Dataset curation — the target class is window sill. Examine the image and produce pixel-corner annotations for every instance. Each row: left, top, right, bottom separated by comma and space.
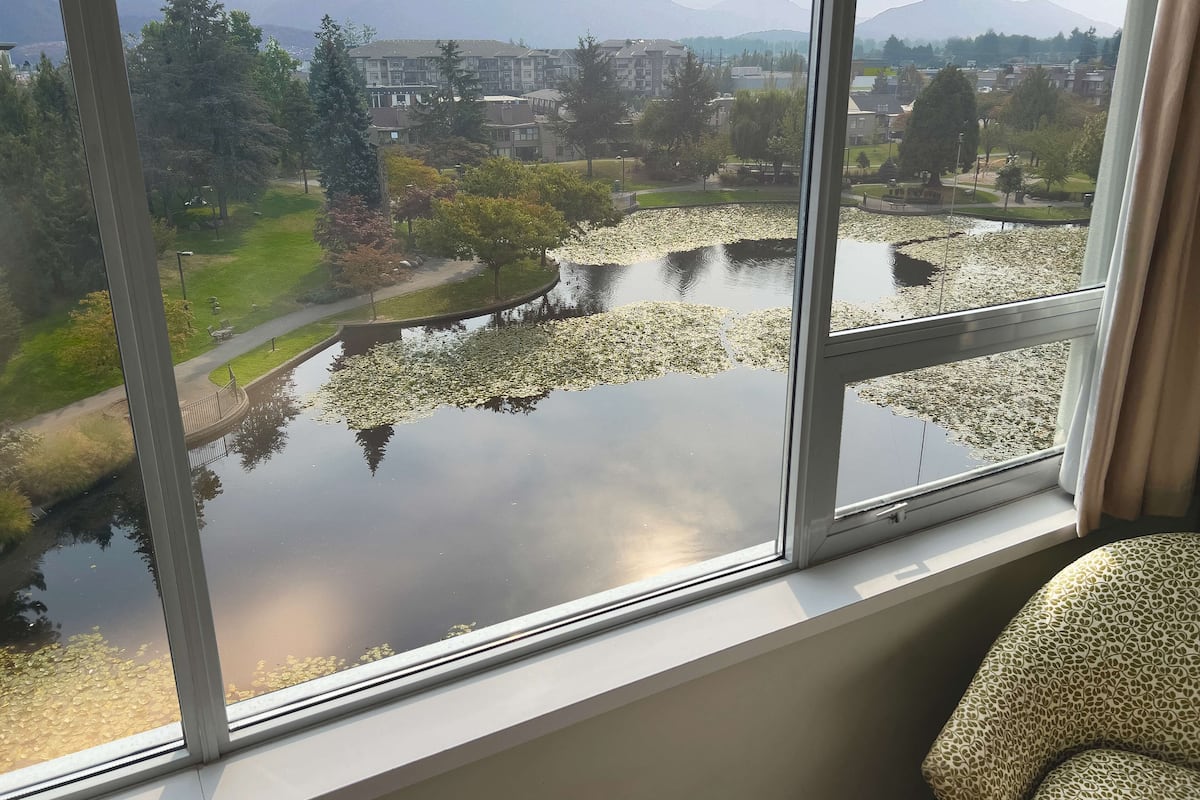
103, 491, 1077, 800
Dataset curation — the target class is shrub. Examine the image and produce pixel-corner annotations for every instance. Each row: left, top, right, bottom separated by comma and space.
149, 217, 177, 257
0, 486, 32, 546
297, 285, 358, 305
16, 416, 135, 505
718, 172, 741, 187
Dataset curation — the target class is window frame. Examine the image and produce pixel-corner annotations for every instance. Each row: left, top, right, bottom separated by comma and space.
6, 0, 1144, 795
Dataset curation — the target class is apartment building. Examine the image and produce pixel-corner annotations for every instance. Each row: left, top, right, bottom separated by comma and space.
599, 38, 686, 97
349, 40, 581, 108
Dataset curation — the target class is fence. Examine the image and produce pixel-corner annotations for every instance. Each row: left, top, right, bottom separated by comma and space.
179, 378, 244, 439
187, 434, 231, 470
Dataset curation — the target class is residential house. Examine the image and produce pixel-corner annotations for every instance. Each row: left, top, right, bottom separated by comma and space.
730, 65, 799, 91
845, 96, 878, 146
848, 92, 908, 144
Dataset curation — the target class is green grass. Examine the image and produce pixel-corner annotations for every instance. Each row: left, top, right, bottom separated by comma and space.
212, 259, 558, 387
557, 158, 678, 192
637, 188, 800, 208
209, 322, 339, 386
956, 205, 1092, 222
163, 186, 328, 359
0, 185, 328, 421
853, 183, 999, 204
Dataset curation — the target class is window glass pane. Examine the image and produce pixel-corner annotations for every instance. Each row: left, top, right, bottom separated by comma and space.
0, 16, 181, 789
836, 339, 1077, 510
115, 1, 808, 711
831, 6, 1127, 330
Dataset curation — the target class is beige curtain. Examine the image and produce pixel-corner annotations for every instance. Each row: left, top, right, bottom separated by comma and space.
1077, 0, 1200, 533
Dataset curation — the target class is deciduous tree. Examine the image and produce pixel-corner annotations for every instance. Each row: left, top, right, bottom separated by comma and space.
995, 162, 1024, 209
61, 291, 194, 378
1070, 111, 1107, 180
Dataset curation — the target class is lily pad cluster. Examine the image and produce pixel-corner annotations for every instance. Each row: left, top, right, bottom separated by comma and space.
854, 342, 1072, 462
312, 302, 734, 428
727, 307, 793, 372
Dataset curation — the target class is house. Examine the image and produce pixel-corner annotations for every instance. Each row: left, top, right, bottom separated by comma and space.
0, 43, 13, 70
845, 96, 879, 145
730, 65, 800, 91
14, 2, 1199, 799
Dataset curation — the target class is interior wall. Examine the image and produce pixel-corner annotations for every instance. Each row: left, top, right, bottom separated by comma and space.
372, 519, 1188, 800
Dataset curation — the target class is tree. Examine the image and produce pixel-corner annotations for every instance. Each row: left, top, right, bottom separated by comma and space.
897, 64, 925, 103
0, 281, 21, 372
420, 196, 567, 298
280, 79, 317, 192
60, 291, 193, 378
1029, 127, 1073, 193
128, 0, 283, 221
856, 150, 871, 174
336, 242, 400, 320
309, 16, 381, 207
1070, 111, 1107, 180
557, 35, 627, 178
898, 66, 978, 185
730, 88, 794, 166
314, 194, 395, 261
878, 157, 899, 182
995, 162, 1024, 209
679, 133, 729, 189
414, 40, 487, 146
660, 50, 716, 151
1006, 66, 1059, 131
256, 38, 314, 187
384, 153, 452, 240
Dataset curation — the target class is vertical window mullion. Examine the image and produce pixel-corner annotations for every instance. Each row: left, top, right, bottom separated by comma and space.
787, 0, 857, 567
59, 0, 231, 763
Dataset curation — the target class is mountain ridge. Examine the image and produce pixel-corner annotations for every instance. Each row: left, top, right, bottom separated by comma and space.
855, 0, 1118, 41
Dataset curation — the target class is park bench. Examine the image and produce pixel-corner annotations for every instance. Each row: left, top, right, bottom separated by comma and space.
208, 324, 234, 341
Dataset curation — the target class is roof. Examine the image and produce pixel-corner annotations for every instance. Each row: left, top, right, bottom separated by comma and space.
483, 95, 525, 103
369, 106, 417, 130
485, 103, 536, 126
846, 97, 874, 115
849, 93, 907, 115
350, 39, 534, 59
599, 39, 686, 58
523, 89, 564, 102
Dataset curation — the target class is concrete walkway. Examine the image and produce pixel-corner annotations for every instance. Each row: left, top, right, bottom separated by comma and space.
22, 257, 483, 437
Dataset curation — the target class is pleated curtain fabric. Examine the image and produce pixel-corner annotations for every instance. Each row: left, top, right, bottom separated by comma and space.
1072, 0, 1200, 534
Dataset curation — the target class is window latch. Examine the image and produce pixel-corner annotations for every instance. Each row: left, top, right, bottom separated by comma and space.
875, 502, 909, 523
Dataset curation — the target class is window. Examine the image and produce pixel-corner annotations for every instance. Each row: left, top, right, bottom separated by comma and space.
0, 0, 1140, 796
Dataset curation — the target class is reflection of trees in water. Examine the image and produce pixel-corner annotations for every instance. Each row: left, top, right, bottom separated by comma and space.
494, 293, 602, 327
722, 238, 795, 269
476, 389, 551, 416
354, 425, 394, 476
0, 569, 55, 649
191, 466, 223, 529
890, 249, 937, 289
661, 246, 712, 297
229, 376, 301, 471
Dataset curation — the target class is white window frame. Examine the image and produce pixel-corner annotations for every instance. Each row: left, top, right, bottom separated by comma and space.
3, 0, 1148, 796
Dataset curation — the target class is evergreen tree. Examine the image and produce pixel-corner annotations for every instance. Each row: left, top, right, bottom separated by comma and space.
557, 35, 627, 178
415, 40, 486, 144
1006, 65, 1059, 131
898, 66, 978, 185
309, 16, 381, 207
661, 50, 715, 150
128, 0, 283, 220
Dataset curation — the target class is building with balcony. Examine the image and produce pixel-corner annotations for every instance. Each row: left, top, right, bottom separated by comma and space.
599, 38, 686, 97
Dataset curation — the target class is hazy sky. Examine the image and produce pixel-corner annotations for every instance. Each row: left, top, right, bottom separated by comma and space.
675, 0, 1129, 29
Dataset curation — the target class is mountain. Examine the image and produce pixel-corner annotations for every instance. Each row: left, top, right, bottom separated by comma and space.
735, 29, 810, 43
3, 0, 814, 51
855, 0, 1118, 41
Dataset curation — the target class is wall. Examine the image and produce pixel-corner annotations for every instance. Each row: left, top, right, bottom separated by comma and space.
370, 519, 1187, 800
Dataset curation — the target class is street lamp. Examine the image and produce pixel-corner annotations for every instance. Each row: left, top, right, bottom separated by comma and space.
175, 250, 194, 300
616, 154, 624, 192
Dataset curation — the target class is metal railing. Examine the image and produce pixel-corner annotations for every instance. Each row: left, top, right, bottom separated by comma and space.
179, 377, 244, 437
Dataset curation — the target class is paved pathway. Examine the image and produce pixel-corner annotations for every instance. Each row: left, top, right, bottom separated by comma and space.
22, 257, 483, 437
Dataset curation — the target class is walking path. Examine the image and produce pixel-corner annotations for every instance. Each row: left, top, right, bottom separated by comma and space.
22, 257, 483, 437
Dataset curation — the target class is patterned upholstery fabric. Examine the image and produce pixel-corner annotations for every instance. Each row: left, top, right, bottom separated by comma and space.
1032, 749, 1200, 799
922, 533, 1200, 800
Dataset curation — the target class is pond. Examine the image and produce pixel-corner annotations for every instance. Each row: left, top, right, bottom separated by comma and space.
1, 209, 1079, 723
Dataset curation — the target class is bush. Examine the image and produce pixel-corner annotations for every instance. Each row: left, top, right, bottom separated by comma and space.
0, 486, 32, 546
16, 416, 135, 505
718, 172, 741, 187
150, 217, 177, 257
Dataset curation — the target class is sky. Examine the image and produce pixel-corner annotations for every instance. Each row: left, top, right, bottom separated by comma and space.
674, 0, 1129, 29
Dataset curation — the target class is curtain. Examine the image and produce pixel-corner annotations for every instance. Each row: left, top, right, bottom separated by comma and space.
1061, 0, 1200, 535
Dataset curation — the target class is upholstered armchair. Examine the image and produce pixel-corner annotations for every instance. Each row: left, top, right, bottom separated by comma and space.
923, 533, 1200, 800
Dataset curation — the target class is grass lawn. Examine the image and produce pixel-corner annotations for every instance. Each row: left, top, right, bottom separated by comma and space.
557, 158, 678, 192
637, 188, 800, 208
162, 186, 328, 359
214, 259, 558, 386
208, 322, 339, 387
956, 205, 1092, 222
0, 185, 328, 422
853, 183, 999, 204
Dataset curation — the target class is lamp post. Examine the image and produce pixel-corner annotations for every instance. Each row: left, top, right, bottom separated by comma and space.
616, 154, 624, 192
973, 155, 982, 196
175, 250, 194, 300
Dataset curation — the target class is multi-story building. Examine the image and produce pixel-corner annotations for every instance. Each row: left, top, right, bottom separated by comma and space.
599, 39, 686, 97
349, 40, 581, 109
0, 43, 13, 70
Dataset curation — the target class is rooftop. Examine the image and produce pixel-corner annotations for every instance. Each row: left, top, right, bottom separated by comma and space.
350, 39, 536, 59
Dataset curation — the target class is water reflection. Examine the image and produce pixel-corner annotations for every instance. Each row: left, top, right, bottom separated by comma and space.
229, 375, 301, 470
354, 425, 394, 476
